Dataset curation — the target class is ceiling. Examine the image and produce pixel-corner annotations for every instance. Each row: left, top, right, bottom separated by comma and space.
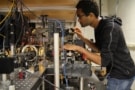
0, 0, 79, 22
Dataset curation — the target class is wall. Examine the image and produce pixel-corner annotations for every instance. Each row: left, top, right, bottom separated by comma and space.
108, 0, 135, 45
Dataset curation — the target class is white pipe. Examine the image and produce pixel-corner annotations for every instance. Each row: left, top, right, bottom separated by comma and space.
9, 85, 15, 90
54, 33, 60, 90
80, 77, 84, 90
10, 44, 14, 56
2, 74, 7, 81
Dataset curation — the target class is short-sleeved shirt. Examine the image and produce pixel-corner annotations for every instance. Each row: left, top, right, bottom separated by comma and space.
95, 18, 135, 79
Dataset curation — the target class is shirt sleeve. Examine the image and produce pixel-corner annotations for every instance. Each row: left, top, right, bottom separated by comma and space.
101, 23, 120, 67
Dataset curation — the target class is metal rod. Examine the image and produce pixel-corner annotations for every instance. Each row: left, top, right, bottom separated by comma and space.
80, 77, 84, 90
54, 33, 60, 90
99, 0, 102, 16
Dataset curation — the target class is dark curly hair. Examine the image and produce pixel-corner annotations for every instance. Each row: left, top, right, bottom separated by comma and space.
76, 0, 99, 18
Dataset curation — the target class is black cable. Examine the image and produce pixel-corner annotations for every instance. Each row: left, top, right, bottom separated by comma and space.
14, 0, 25, 47
20, 0, 40, 19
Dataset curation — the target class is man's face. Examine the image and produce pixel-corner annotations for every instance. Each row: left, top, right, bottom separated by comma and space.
76, 9, 91, 27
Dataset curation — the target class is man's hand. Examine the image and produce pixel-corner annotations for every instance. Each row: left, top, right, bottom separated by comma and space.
73, 28, 84, 39
63, 44, 79, 51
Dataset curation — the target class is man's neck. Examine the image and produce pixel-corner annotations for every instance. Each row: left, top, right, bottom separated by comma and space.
91, 17, 101, 29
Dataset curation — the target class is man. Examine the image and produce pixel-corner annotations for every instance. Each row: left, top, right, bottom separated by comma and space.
63, 0, 135, 90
